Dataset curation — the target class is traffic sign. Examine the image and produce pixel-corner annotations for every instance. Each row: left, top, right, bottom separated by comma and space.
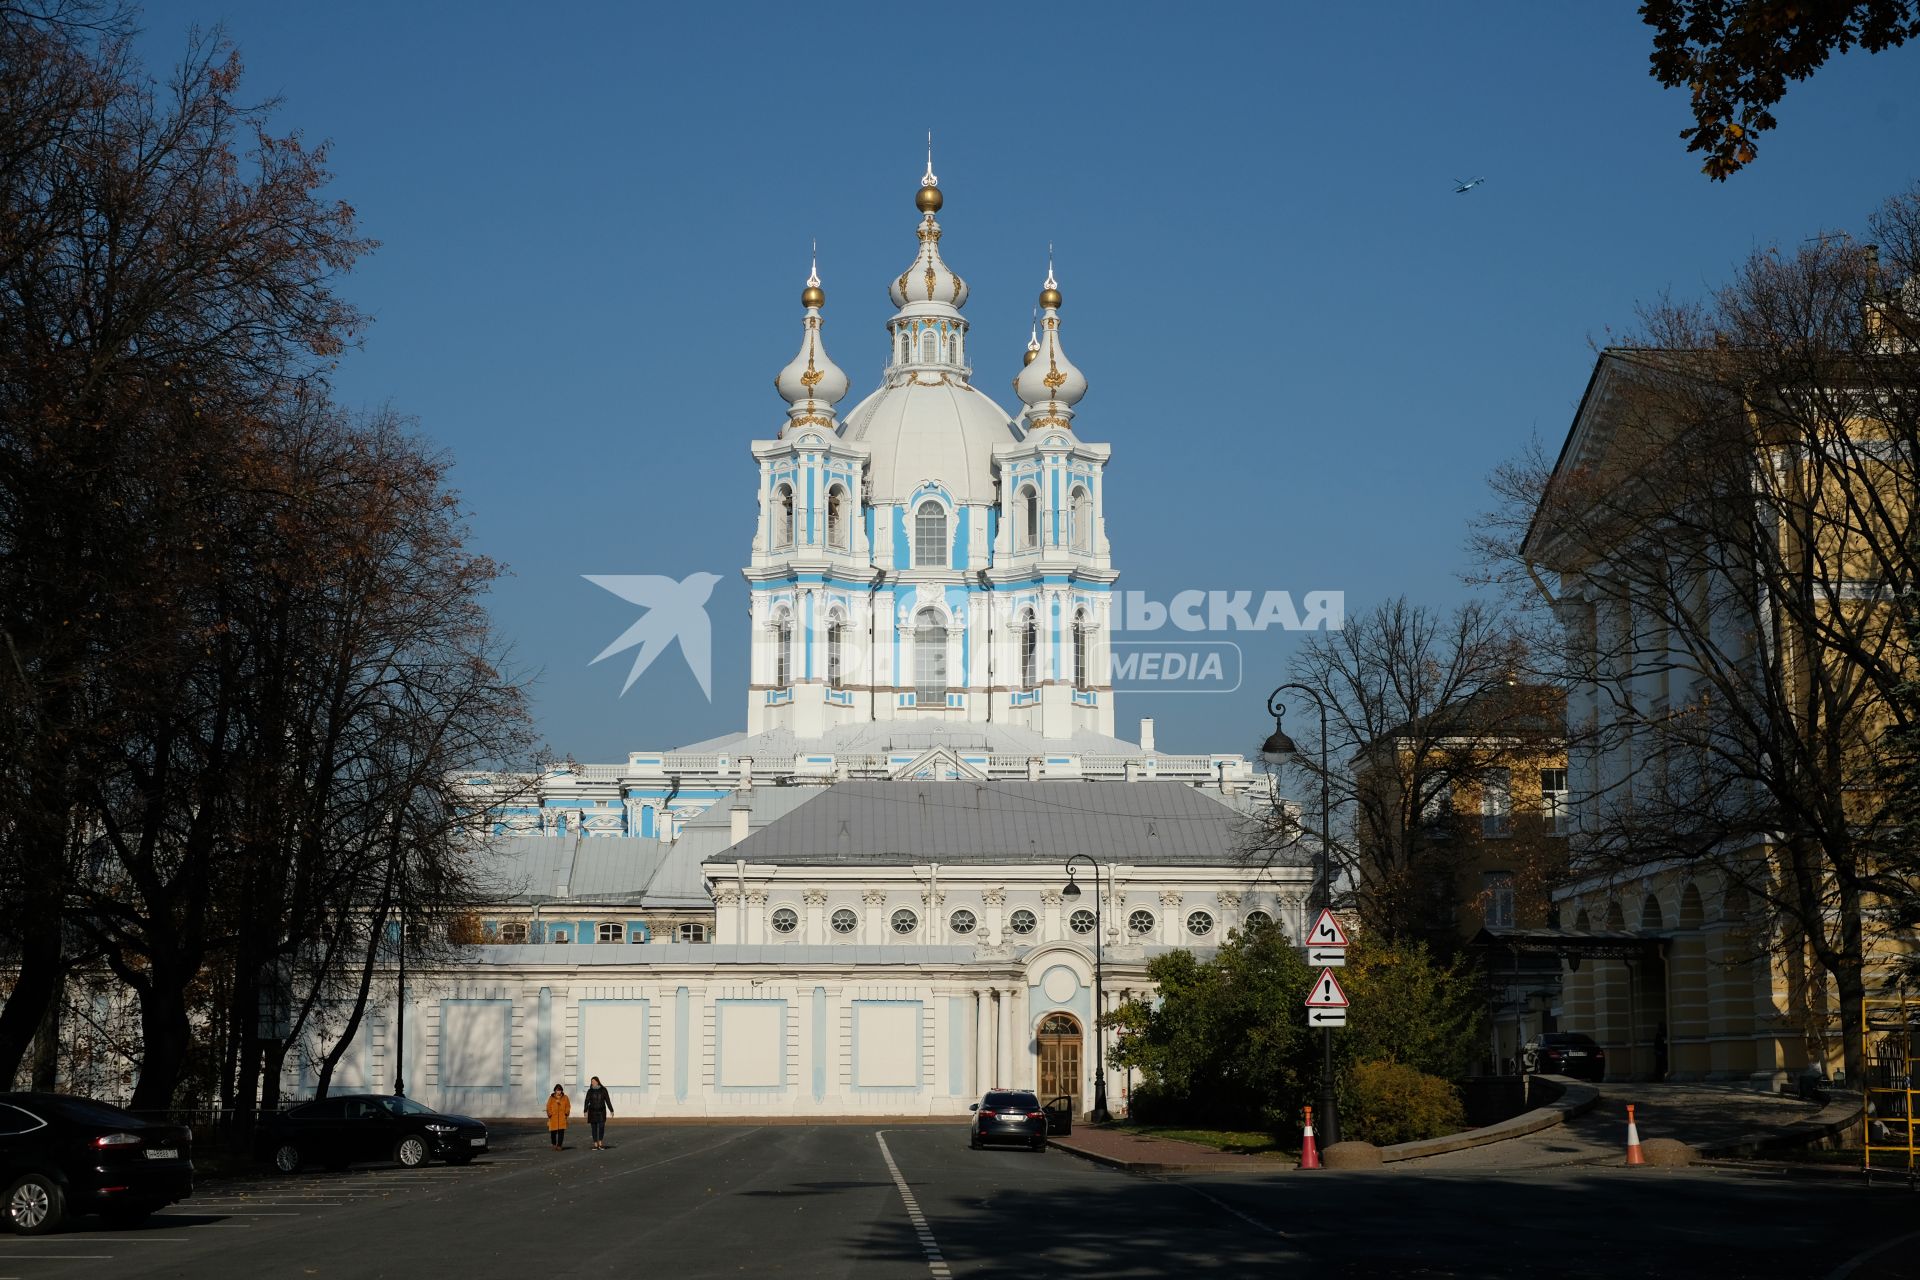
1305, 908, 1349, 948
1307, 1008, 1348, 1027
1305, 968, 1350, 1008
1306, 947, 1347, 967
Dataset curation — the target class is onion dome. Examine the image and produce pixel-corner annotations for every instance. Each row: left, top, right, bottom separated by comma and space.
774, 251, 849, 427
888, 151, 969, 311
1013, 258, 1086, 419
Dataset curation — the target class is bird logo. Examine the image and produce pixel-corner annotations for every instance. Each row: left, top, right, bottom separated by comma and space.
584, 572, 722, 700
1453, 176, 1487, 194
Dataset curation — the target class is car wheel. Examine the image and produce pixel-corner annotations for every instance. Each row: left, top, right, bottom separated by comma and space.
395, 1136, 429, 1168
271, 1143, 303, 1175
5, 1172, 64, 1235
968, 1135, 981, 1150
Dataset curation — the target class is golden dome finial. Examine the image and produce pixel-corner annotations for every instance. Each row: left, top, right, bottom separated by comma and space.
1037, 244, 1061, 309
916, 130, 943, 213
801, 240, 825, 308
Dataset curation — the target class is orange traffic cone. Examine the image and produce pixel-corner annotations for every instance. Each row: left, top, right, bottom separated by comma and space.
1625, 1103, 1645, 1166
1300, 1105, 1321, 1169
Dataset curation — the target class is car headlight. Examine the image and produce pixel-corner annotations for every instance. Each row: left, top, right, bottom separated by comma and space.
423, 1123, 458, 1134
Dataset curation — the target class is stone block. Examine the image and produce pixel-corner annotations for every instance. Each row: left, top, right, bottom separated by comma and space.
1637, 1138, 1693, 1167
1321, 1141, 1384, 1169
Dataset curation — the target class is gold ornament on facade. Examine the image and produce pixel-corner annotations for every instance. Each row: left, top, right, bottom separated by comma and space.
1039, 285, 1062, 308
916, 184, 942, 214
801, 282, 825, 308
1022, 347, 1037, 366
923, 265, 937, 299
1043, 358, 1067, 390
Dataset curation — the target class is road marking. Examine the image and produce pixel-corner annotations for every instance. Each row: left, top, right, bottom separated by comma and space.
0, 1256, 111, 1260
876, 1132, 954, 1280
1160, 1179, 1292, 1240
1825, 1227, 1920, 1280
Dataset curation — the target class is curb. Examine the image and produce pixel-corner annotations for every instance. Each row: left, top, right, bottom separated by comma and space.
1694, 1091, 1865, 1160
1044, 1135, 1294, 1176
1380, 1076, 1600, 1163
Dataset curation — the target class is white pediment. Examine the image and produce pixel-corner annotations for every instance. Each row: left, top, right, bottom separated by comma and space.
890, 746, 987, 782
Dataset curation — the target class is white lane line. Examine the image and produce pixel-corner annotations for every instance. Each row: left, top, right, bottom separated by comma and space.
876, 1131, 955, 1280
1825, 1227, 1920, 1280
1160, 1179, 1292, 1240
156, 1210, 301, 1217
0, 1256, 111, 1261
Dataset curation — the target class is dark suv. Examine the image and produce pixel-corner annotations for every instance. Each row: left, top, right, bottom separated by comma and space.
1526, 1033, 1607, 1081
968, 1090, 1048, 1152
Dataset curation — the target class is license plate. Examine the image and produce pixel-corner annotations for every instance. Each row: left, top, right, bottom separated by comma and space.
145, 1148, 178, 1160
1564, 1051, 1588, 1058
469, 1138, 486, 1147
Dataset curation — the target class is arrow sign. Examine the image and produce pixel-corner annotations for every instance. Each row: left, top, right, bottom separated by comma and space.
1308, 1008, 1348, 1027
1305, 968, 1350, 1008
1306, 908, 1349, 948
1307, 947, 1347, 967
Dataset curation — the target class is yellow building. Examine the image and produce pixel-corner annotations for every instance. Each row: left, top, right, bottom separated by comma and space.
1522, 333, 1918, 1088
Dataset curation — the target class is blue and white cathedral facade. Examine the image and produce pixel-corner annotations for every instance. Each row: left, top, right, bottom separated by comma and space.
747, 155, 1115, 742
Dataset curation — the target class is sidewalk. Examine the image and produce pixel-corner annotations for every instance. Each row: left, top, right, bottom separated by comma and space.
1047, 1127, 1295, 1175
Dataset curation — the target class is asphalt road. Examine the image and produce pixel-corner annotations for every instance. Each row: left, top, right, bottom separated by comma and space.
0, 1124, 1913, 1279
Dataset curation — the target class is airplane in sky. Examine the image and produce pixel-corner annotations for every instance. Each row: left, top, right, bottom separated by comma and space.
1453, 176, 1487, 194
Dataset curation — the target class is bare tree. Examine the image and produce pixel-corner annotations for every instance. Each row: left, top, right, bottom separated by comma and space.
1257, 597, 1559, 949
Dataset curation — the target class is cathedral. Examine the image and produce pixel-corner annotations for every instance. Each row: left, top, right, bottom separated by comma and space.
293, 161, 1313, 1119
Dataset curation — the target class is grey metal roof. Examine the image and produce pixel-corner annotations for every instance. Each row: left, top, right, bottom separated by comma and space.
649, 785, 827, 904
717, 780, 1291, 866
674, 721, 1145, 757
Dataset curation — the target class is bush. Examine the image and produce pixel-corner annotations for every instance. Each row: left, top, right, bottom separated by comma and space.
1342, 1059, 1466, 1146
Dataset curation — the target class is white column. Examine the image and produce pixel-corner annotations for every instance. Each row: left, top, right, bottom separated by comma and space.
1011, 983, 1030, 1090
803, 890, 826, 945
745, 891, 767, 942
996, 987, 1014, 1086
974, 988, 994, 1095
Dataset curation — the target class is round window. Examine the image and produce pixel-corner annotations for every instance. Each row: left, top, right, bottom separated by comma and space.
1186, 910, 1214, 937
1069, 909, 1097, 935
1008, 909, 1037, 936
771, 907, 798, 934
830, 908, 858, 934
890, 908, 918, 935
950, 909, 976, 935
1243, 909, 1273, 931
1126, 909, 1155, 936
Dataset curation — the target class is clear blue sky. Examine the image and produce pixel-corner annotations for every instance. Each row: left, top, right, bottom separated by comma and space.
133, 1, 1920, 762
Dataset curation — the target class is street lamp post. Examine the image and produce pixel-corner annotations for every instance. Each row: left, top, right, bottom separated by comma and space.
1062, 854, 1111, 1123
1262, 683, 1340, 1147
393, 911, 407, 1098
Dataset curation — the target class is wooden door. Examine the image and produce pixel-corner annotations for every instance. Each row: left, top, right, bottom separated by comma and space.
1036, 1013, 1082, 1114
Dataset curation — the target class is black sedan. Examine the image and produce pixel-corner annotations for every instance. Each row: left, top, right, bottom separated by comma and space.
968, 1090, 1049, 1152
256, 1094, 488, 1172
0, 1092, 193, 1234
1528, 1032, 1607, 1081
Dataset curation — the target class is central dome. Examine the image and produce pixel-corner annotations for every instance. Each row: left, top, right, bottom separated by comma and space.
840, 375, 1018, 503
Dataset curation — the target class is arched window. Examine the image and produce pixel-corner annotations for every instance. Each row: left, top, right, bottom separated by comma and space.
1073, 612, 1090, 691
1018, 485, 1039, 549
827, 619, 844, 689
898, 332, 910, 364
920, 330, 937, 363
773, 483, 794, 548
915, 608, 947, 707
1020, 613, 1039, 689
774, 617, 792, 688
1070, 486, 1090, 551
914, 501, 947, 567
827, 485, 848, 549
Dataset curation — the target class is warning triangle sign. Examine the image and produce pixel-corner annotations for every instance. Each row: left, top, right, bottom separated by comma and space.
1306, 908, 1349, 947
1305, 968, 1350, 1008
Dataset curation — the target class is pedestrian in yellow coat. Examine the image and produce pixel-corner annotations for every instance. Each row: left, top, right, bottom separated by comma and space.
546, 1084, 571, 1150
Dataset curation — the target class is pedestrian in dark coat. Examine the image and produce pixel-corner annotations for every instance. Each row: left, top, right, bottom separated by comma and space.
584, 1076, 614, 1150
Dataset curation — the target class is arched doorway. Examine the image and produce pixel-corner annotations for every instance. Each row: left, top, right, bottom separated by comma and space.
1036, 1012, 1083, 1115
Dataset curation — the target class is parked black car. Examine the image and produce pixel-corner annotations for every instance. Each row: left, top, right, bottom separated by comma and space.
1526, 1032, 1607, 1081
255, 1094, 488, 1172
968, 1090, 1048, 1152
0, 1092, 193, 1234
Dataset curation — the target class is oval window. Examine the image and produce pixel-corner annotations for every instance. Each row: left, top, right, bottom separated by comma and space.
771, 907, 799, 934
